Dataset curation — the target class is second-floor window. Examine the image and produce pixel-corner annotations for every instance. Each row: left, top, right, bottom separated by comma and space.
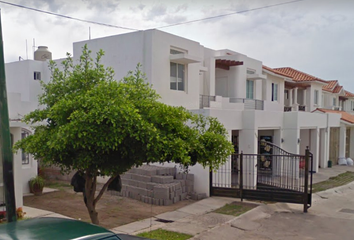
170, 48, 186, 91
272, 83, 278, 101
351, 101, 354, 111
333, 97, 336, 106
34, 71, 41, 80
246, 80, 254, 99
314, 90, 319, 105
170, 62, 185, 91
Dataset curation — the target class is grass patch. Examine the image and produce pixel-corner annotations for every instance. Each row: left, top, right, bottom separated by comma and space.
312, 171, 354, 193
45, 181, 71, 190
137, 229, 192, 240
213, 202, 256, 217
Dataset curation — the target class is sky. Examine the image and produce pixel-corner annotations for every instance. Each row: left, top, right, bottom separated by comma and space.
1, 0, 354, 91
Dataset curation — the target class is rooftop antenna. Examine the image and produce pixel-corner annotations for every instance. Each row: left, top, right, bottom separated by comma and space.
25, 39, 28, 60
32, 38, 35, 59
89, 27, 91, 40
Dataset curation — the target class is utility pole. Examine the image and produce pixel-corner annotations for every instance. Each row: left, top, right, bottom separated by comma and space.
0, 10, 17, 222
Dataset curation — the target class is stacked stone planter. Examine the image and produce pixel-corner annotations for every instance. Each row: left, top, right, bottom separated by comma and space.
117, 165, 195, 206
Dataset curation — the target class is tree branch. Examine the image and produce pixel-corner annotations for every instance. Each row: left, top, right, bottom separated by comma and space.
94, 174, 117, 205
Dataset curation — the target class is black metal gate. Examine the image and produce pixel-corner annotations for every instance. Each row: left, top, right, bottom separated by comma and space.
210, 141, 313, 212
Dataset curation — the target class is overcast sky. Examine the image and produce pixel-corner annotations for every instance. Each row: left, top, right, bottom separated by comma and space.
1, 0, 354, 91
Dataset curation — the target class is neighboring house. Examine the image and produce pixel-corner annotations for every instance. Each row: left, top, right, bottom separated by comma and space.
5, 47, 53, 207
5, 30, 352, 199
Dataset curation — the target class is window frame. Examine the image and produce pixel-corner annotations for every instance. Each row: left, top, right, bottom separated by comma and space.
21, 129, 31, 165
314, 90, 319, 105
271, 83, 278, 101
246, 80, 254, 99
170, 62, 185, 91
170, 48, 187, 92
34, 71, 41, 80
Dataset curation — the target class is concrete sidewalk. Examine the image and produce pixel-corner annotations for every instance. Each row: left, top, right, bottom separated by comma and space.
22, 164, 354, 238
110, 164, 354, 237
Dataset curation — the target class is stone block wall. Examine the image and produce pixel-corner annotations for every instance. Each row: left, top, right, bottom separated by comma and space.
115, 165, 200, 206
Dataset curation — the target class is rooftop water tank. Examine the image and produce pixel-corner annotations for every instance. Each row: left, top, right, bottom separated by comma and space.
34, 46, 52, 61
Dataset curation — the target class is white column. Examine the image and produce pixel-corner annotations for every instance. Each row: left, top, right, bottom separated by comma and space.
350, 127, 354, 159
289, 89, 293, 106
339, 125, 347, 160
239, 129, 257, 189
324, 126, 331, 168
319, 128, 327, 168
310, 128, 320, 173
294, 87, 298, 105
239, 111, 257, 189
10, 127, 23, 208
303, 89, 307, 109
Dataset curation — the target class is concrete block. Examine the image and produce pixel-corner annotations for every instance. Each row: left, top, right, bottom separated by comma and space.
163, 199, 173, 206
138, 182, 147, 189
121, 173, 132, 179
153, 186, 170, 200
130, 173, 151, 182
176, 189, 182, 196
176, 173, 183, 180
152, 176, 174, 184
147, 190, 153, 197
146, 182, 156, 190
187, 174, 194, 181
197, 193, 207, 200
181, 192, 187, 200
173, 196, 179, 204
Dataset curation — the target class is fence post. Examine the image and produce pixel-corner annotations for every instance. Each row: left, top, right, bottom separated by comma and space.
304, 147, 309, 213
240, 152, 243, 201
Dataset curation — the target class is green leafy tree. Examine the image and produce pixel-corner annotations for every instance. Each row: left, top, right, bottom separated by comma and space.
15, 45, 234, 224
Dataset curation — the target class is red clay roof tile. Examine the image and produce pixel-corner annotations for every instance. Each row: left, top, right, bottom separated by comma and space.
315, 108, 354, 124
274, 67, 327, 83
262, 65, 293, 78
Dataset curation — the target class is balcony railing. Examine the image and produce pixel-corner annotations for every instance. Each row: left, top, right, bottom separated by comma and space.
229, 98, 264, 110
284, 106, 292, 112
299, 105, 306, 111
284, 105, 306, 112
199, 95, 216, 108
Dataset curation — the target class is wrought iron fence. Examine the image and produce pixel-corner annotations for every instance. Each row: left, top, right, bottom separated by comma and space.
210, 140, 313, 212
284, 106, 292, 112
199, 95, 216, 108
229, 98, 264, 110
299, 105, 306, 111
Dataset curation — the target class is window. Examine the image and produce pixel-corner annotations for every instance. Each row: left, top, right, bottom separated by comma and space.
34, 71, 41, 80
246, 80, 254, 99
170, 48, 186, 91
247, 69, 256, 74
21, 130, 30, 165
314, 90, 319, 105
351, 101, 354, 111
333, 97, 336, 106
272, 83, 278, 101
170, 62, 185, 91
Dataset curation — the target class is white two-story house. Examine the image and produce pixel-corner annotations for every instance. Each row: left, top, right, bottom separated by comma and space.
6, 29, 352, 198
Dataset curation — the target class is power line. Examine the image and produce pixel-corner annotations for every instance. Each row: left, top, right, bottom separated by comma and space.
0, 0, 139, 31
156, 0, 306, 29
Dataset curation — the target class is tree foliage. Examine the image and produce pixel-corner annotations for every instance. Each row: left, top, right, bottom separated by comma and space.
15, 45, 234, 224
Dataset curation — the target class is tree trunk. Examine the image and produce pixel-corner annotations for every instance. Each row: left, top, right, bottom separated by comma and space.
85, 171, 99, 225
83, 171, 116, 225
86, 199, 99, 225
